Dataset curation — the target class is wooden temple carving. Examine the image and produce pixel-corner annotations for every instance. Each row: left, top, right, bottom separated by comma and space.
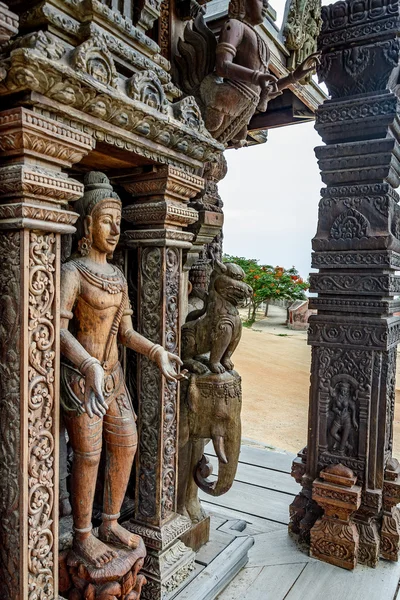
290, 0, 400, 570
0, 0, 368, 596
174, 0, 319, 147
178, 261, 252, 536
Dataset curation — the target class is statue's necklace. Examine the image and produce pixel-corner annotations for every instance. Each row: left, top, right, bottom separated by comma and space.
243, 21, 269, 72
71, 259, 125, 294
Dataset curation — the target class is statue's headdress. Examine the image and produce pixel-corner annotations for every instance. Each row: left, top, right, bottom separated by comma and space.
228, 0, 246, 20
74, 172, 122, 256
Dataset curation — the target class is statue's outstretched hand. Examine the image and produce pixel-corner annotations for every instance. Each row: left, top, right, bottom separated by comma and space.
83, 363, 108, 418
292, 52, 321, 81
155, 349, 188, 382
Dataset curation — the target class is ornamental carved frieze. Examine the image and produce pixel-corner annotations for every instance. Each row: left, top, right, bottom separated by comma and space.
0, 42, 222, 170
123, 515, 191, 552
124, 167, 204, 199
127, 70, 168, 114
308, 320, 400, 349
312, 250, 400, 269
71, 35, 119, 88
0, 164, 83, 205
0, 107, 94, 168
12, 30, 66, 61
309, 272, 400, 295
319, 0, 400, 48
0, 202, 78, 230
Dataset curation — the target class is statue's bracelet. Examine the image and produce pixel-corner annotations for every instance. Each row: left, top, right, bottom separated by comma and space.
251, 69, 262, 85
148, 344, 163, 362
79, 356, 102, 375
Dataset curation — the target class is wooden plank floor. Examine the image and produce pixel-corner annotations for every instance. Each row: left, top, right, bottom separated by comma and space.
198, 442, 400, 600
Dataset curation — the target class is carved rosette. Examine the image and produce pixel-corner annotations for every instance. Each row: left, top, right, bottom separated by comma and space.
290, 0, 400, 569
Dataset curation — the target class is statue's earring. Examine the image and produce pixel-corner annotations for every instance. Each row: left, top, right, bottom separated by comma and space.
78, 235, 92, 256
78, 216, 93, 256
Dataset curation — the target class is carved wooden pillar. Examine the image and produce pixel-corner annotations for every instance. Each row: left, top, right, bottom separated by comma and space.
121, 166, 203, 600
0, 107, 93, 599
289, 0, 400, 569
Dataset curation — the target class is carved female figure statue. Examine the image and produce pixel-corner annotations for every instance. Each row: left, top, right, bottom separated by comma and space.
60, 172, 183, 569
329, 380, 358, 455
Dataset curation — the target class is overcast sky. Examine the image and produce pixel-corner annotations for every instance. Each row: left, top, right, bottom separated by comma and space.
220, 1, 329, 279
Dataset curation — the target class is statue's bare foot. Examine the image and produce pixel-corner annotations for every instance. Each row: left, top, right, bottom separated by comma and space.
99, 521, 140, 549
73, 532, 117, 568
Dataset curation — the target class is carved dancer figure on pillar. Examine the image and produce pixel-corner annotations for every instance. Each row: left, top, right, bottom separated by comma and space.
329, 380, 358, 455
60, 172, 184, 570
175, 0, 319, 147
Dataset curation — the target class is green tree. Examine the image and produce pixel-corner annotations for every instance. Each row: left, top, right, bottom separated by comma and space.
223, 255, 309, 324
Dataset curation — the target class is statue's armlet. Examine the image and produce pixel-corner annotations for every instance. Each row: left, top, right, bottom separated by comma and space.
218, 19, 244, 48
60, 262, 80, 328
216, 19, 244, 70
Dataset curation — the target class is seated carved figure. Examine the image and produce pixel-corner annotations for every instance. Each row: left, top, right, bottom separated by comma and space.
181, 261, 252, 374
175, 0, 319, 147
60, 172, 183, 572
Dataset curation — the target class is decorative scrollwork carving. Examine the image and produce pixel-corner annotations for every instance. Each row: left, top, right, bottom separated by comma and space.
0, 231, 21, 598
27, 231, 56, 599
137, 247, 162, 520
162, 249, 180, 519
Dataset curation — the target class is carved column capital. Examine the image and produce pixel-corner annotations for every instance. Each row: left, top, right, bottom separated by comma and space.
122, 166, 203, 248
0, 108, 94, 168
122, 166, 204, 204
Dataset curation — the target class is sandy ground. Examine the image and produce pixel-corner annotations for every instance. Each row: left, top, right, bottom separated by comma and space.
236, 306, 400, 456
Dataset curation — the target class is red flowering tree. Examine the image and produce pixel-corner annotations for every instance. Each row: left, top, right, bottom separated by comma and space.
223, 255, 309, 323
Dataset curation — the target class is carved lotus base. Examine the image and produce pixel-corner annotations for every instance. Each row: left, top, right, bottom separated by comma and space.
59, 539, 146, 600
